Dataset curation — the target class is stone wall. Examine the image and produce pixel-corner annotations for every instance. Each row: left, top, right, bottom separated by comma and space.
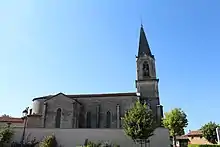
31, 93, 138, 129
77, 96, 137, 128
12, 127, 170, 147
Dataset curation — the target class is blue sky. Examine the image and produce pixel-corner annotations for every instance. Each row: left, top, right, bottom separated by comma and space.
1, 0, 220, 131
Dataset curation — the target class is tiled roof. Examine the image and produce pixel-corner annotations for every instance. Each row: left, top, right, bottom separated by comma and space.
186, 130, 202, 136
33, 92, 137, 101
0, 117, 23, 123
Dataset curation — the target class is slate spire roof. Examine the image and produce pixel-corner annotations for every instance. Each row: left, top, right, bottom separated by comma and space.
138, 25, 154, 58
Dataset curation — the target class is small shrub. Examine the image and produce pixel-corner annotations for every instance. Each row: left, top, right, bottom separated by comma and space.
39, 135, 57, 147
11, 142, 38, 147
188, 144, 220, 147
11, 137, 39, 147
83, 139, 120, 147
99, 141, 120, 147
86, 140, 101, 147
0, 127, 14, 146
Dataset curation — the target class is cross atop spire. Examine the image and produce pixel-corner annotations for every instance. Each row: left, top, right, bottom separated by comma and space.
138, 25, 154, 58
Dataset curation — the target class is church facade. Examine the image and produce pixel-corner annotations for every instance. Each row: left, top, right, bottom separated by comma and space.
26, 25, 164, 129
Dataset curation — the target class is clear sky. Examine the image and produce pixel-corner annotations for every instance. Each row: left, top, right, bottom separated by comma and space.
1, 0, 220, 131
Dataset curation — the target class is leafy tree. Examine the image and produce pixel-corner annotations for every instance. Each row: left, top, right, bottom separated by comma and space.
122, 100, 155, 144
162, 108, 188, 147
201, 121, 220, 144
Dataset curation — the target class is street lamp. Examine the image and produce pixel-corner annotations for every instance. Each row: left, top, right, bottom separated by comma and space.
20, 107, 28, 147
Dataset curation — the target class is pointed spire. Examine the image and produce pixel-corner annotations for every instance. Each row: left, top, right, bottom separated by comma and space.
138, 25, 153, 58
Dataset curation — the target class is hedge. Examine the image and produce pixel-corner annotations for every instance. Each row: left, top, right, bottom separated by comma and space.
188, 145, 220, 147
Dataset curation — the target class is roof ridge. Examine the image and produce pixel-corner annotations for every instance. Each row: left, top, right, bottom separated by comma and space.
33, 92, 137, 101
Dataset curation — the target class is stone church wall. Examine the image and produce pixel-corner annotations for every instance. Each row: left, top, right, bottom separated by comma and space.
32, 99, 44, 115
78, 96, 137, 128
11, 127, 170, 147
45, 94, 76, 128
30, 94, 138, 129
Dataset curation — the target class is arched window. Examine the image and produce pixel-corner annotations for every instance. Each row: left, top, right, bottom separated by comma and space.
106, 111, 111, 128
143, 61, 150, 77
86, 112, 91, 128
55, 108, 61, 128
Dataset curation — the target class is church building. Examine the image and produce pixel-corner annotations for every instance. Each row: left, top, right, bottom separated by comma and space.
26, 25, 164, 129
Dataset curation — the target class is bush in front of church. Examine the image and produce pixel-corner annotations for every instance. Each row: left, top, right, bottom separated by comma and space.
0, 126, 14, 146
39, 134, 57, 147
121, 100, 155, 143
82, 139, 120, 147
188, 145, 220, 147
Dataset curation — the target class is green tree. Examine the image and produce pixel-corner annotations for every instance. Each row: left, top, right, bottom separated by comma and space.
122, 100, 155, 145
201, 121, 220, 144
162, 108, 188, 147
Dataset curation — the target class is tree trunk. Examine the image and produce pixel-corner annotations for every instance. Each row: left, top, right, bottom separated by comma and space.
173, 136, 176, 147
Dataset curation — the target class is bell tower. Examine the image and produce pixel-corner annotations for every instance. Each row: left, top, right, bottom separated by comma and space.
136, 25, 163, 126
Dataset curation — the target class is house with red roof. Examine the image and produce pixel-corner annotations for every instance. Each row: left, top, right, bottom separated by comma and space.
0, 116, 24, 128
186, 130, 212, 145
174, 130, 213, 147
